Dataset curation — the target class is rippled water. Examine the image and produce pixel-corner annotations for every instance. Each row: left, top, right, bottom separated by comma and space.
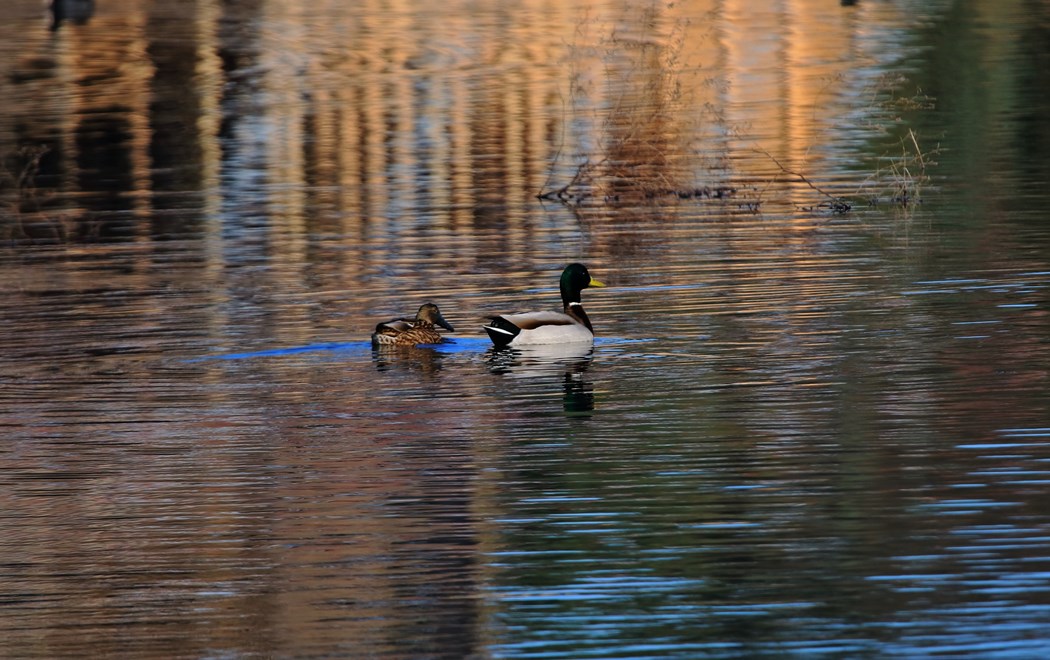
3, 0, 1050, 657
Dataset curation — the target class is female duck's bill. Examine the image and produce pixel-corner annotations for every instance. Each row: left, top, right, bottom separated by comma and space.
484, 263, 605, 348
372, 303, 455, 347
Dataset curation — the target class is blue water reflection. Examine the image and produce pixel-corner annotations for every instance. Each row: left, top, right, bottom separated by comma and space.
192, 341, 375, 361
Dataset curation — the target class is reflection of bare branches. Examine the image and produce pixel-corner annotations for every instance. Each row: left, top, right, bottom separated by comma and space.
538, 4, 733, 207
2, 145, 49, 208
2, 145, 68, 242
537, 158, 604, 204
741, 73, 938, 215
857, 78, 939, 208
865, 128, 939, 206
754, 148, 852, 213
753, 126, 938, 214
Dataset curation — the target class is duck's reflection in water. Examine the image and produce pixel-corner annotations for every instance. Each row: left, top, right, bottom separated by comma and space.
371, 345, 444, 375
487, 343, 596, 415
50, 0, 95, 30
561, 370, 595, 415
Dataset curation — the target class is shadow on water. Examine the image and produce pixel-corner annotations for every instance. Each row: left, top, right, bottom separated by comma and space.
487, 343, 597, 415
485, 342, 594, 377
191, 338, 651, 421
372, 344, 452, 375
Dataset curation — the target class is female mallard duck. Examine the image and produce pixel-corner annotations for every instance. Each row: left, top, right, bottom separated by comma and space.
372, 303, 455, 347
484, 263, 605, 348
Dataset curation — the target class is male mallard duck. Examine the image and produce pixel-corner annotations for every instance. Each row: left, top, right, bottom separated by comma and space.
372, 303, 455, 347
484, 263, 605, 348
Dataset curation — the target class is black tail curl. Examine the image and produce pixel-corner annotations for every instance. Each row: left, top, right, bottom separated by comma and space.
484, 316, 520, 348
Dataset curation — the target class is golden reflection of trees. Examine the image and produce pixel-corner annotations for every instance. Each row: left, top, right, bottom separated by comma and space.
541, 1, 726, 205
598, 15, 693, 201
2, 0, 932, 253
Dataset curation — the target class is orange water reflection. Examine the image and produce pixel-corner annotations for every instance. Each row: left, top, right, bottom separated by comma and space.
2, 0, 936, 240
3, 1, 1050, 657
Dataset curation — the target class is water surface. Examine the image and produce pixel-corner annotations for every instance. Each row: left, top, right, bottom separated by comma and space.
2, 0, 1050, 657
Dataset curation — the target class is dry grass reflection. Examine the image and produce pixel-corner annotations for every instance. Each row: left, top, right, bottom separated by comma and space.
538, 2, 731, 206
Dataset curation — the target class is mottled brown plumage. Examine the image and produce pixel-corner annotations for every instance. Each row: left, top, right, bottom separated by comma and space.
371, 303, 454, 347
